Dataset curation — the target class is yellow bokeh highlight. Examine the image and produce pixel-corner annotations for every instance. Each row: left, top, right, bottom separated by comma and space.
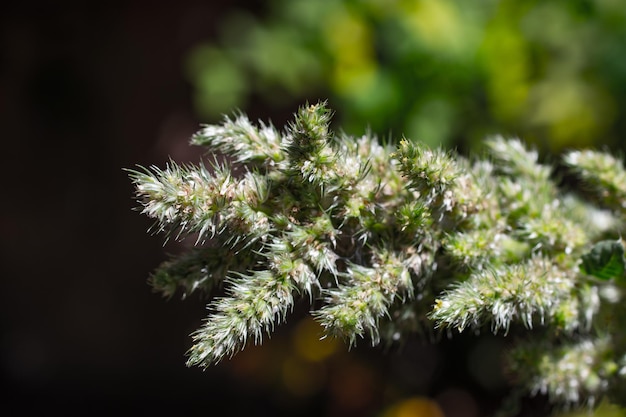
292, 317, 339, 362
323, 6, 377, 96
480, 18, 531, 123
399, 0, 465, 53
323, 6, 371, 66
382, 397, 445, 417
527, 78, 615, 149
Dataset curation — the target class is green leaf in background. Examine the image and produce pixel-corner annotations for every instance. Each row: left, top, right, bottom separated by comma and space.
186, 0, 626, 152
580, 239, 625, 281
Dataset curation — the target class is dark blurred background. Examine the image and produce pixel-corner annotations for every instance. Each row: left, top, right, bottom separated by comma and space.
2, 1, 626, 416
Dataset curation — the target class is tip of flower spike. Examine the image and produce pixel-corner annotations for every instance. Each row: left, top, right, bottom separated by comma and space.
285, 101, 334, 154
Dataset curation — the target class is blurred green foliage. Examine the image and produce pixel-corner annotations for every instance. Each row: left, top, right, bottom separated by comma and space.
555, 399, 626, 417
185, 0, 626, 151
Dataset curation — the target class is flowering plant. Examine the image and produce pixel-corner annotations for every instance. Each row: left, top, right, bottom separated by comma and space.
129, 102, 626, 412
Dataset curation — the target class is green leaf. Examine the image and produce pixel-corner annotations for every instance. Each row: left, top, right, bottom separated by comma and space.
580, 240, 625, 281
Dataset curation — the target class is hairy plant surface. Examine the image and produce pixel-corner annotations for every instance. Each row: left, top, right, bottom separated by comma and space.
129, 102, 626, 413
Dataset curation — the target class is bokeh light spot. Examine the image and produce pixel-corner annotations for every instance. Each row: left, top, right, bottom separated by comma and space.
293, 317, 340, 362
383, 396, 445, 417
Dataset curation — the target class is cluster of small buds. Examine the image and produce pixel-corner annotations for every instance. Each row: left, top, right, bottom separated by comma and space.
191, 114, 283, 165
188, 269, 297, 366
486, 136, 552, 182
510, 338, 617, 407
130, 101, 626, 411
149, 246, 255, 300
564, 149, 626, 214
431, 256, 578, 333
314, 249, 414, 346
